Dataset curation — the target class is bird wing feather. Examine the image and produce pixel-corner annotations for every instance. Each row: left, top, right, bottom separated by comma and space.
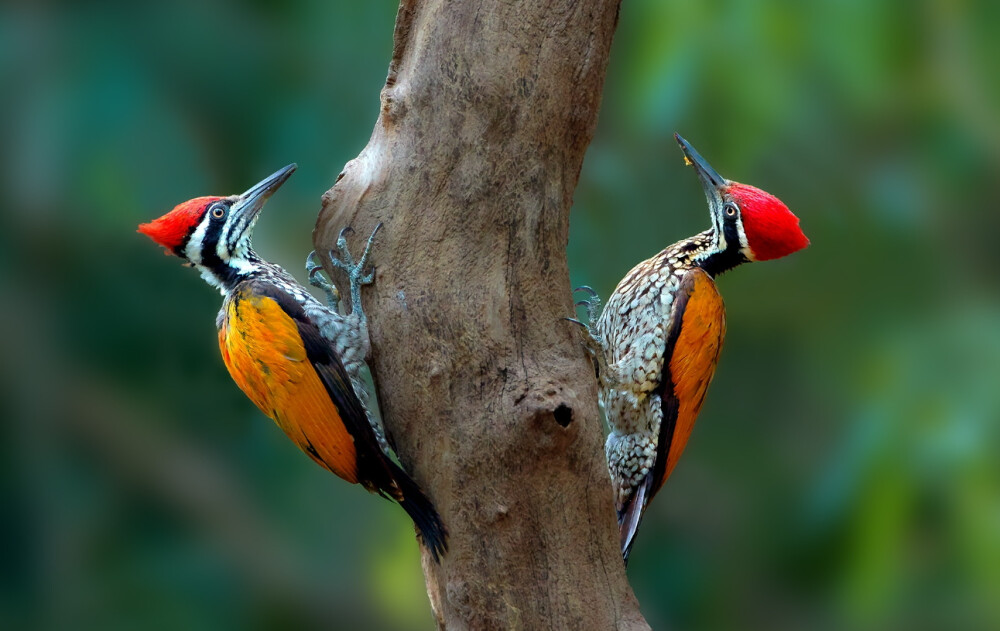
217, 282, 372, 485
651, 268, 726, 497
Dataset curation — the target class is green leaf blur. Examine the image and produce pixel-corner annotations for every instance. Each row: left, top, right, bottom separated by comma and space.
2, 1, 997, 629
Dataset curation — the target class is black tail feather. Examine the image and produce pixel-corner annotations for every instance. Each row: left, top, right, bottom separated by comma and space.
389, 462, 448, 562
618, 473, 655, 565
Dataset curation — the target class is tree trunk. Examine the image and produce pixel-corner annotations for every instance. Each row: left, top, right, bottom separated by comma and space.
314, 1, 649, 629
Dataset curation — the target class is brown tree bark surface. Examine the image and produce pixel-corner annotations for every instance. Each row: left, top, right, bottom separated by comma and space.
314, 1, 649, 629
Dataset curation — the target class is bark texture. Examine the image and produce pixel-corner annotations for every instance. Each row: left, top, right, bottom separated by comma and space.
314, 1, 649, 629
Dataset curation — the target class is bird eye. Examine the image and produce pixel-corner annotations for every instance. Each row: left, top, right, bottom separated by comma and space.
724, 203, 738, 217
211, 204, 226, 219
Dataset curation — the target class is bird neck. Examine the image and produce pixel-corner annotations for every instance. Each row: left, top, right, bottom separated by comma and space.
693, 226, 749, 278
196, 246, 265, 295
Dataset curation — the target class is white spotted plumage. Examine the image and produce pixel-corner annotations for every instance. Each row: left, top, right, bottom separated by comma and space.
595, 232, 713, 509
574, 134, 808, 562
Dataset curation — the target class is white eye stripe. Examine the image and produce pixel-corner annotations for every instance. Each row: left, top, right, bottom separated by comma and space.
715, 229, 727, 252
735, 219, 749, 250
185, 214, 211, 264
217, 232, 230, 261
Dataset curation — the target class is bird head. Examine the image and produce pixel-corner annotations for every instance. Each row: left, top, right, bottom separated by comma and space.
138, 164, 296, 290
674, 134, 808, 268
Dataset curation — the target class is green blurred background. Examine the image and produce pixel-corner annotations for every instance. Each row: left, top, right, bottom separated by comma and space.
2, 1, 998, 629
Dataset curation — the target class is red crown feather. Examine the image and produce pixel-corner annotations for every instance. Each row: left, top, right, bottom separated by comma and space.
727, 183, 808, 261
138, 196, 222, 255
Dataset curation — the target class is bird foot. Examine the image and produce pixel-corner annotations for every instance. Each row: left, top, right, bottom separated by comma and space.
574, 286, 602, 328
307, 223, 383, 318
306, 251, 342, 312
330, 223, 382, 318
567, 286, 618, 389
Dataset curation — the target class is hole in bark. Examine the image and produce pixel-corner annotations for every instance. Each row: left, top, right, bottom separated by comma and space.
554, 404, 573, 427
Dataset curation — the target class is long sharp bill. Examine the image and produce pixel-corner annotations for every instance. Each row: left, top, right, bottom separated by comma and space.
233, 163, 298, 221
674, 133, 727, 190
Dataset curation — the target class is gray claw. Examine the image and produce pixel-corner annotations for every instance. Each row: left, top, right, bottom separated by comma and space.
571, 285, 603, 329
305, 250, 342, 310
334, 226, 357, 268
356, 223, 382, 272
328, 223, 383, 320
565, 315, 612, 386
306, 251, 323, 279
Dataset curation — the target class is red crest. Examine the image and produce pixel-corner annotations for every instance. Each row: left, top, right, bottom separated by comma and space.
138, 196, 222, 254
728, 183, 808, 261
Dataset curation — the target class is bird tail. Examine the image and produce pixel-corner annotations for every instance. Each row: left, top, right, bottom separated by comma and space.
618, 473, 655, 565
389, 462, 448, 563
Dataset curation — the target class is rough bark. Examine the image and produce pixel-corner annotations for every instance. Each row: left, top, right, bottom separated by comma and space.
314, 1, 649, 629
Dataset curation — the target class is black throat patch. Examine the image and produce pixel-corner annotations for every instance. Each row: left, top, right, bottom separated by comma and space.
198, 215, 243, 289
698, 218, 748, 277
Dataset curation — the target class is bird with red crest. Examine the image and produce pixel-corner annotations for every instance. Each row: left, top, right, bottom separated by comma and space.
570, 134, 808, 562
138, 165, 447, 561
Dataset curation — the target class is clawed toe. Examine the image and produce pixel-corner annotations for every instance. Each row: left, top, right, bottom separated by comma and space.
306, 251, 324, 280
305, 250, 341, 310
566, 286, 617, 387
330, 223, 382, 283
357, 223, 382, 272
570, 285, 603, 329
323, 223, 383, 321
336, 226, 355, 262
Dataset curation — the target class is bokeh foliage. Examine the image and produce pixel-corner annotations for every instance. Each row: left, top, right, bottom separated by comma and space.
2, 1, 998, 629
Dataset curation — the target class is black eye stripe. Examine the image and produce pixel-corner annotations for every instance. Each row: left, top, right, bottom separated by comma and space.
201, 213, 225, 256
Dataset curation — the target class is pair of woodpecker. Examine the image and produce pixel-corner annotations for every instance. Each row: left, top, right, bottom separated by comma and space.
139, 134, 805, 566
138, 165, 447, 560
573, 134, 808, 561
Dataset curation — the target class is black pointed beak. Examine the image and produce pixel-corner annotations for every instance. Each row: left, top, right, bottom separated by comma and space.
674, 133, 727, 191
233, 163, 297, 222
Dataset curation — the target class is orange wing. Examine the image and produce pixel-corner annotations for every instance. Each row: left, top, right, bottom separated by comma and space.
653, 268, 726, 495
215, 282, 448, 560
218, 285, 359, 484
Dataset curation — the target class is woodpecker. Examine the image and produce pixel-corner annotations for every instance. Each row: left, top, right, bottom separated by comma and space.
574, 134, 808, 561
138, 165, 447, 560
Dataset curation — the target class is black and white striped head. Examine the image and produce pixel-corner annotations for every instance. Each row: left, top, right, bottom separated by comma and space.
674, 134, 808, 277
139, 164, 296, 292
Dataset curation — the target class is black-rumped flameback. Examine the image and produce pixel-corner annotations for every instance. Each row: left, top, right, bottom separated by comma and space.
138, 165, 446, 560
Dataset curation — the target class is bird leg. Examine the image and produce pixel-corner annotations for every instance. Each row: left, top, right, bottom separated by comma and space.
328, 223, 390, 457
306, 250, 342, 313
304, 223, 391, 457
566, 286, 619, 389
328, 223, 382, 326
